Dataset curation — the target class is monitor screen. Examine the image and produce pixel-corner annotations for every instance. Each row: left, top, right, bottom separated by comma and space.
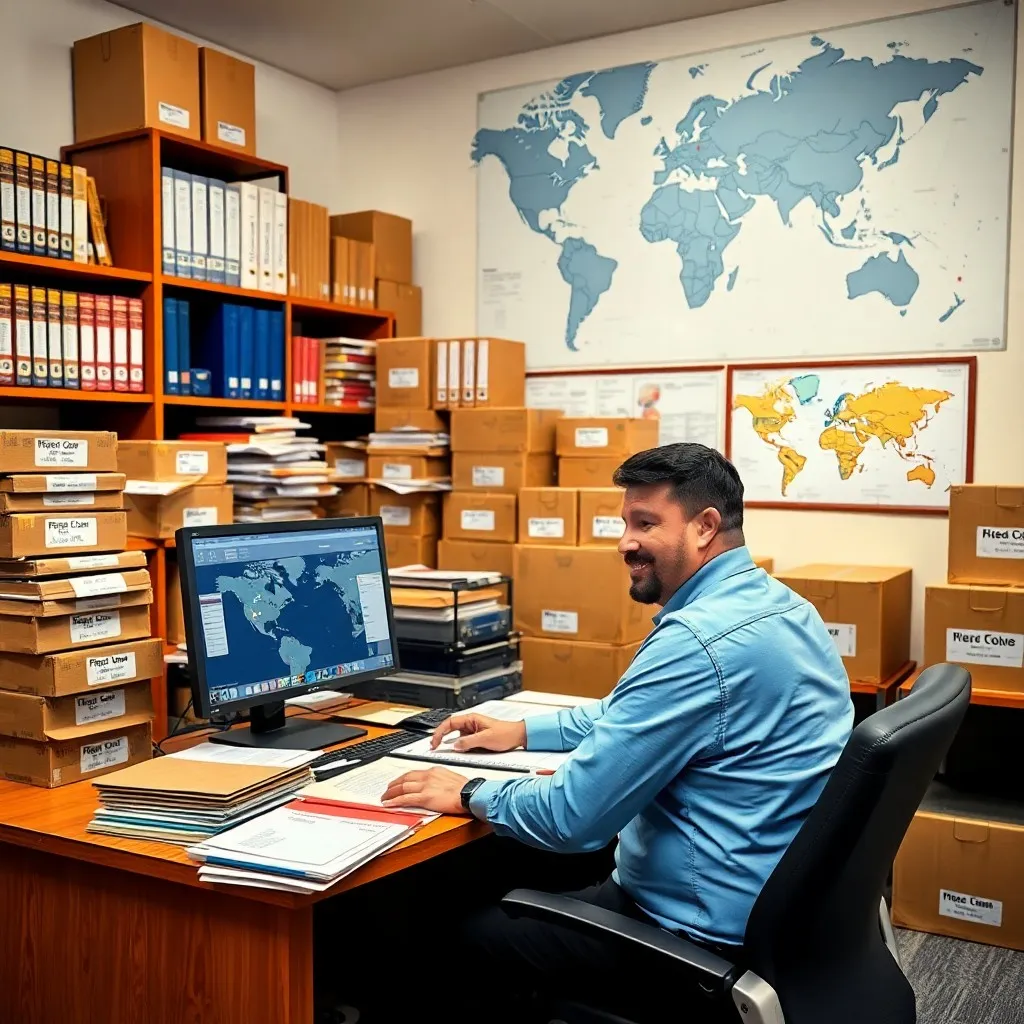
186, 522, 395, 711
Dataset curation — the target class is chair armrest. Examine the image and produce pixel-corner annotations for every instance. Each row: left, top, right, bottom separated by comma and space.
502, 889, 742, 997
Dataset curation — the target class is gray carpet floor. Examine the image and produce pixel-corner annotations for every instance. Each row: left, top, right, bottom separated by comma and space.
898, 929, 1024, 1023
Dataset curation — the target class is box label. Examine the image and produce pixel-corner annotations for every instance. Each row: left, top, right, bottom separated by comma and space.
158, 102, 190, 130
575, 427, 609, 449
87, 650, 137, 686
824, 622, 857, 657
542, 610, 579, 634
382, 463, 413, 481
183, 506, 218, 527
75, 688, 126, 726
79, 734, 129, 774
69, 572, 127, 599
939, 889, 1002, 927
45, 517, 97, 549
34, 437, 88, 467
976, 526, 1024, 560
592, 516, 625, 540
528, 517, 564, 539
334, 458, 365, 479
70, 610, 121, 644
42, 493, 94, 508
45, 473, 97, 491
946, 627, 1024, 669
217, 121, 246, 147
388, 367, 419, 389
176, 450, 209, 475
66, 554, 118, 570
461, 509, 495, 532
472, 466, 504, 487
74, 596, 123, 613
380, 505, 412, 527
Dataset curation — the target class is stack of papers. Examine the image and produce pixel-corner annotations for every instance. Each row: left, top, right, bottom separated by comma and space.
367, 427, 452, 494
391, 735, 569, 774
322, 338, 376, 411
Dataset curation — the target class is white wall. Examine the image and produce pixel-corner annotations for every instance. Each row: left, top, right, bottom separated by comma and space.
334, 0, 1024, 663
1, 0, 340, 207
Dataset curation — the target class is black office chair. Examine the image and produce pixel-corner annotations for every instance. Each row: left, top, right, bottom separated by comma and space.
503, 662, 971, 1024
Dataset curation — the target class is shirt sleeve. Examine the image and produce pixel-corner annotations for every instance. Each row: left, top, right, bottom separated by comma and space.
522, 698, 610, 752
469, 623, 724, 853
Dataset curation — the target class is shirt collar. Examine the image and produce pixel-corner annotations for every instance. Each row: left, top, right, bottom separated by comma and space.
653, 546, 757, 624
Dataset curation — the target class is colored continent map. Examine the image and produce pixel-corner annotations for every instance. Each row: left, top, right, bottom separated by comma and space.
475, 2, 1012, 370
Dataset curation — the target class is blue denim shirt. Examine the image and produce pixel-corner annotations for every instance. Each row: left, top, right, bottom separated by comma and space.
470, 546, 854, 946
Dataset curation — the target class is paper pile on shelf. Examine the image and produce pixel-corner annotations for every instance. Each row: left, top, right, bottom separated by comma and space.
367, 427, 451, 493
323, 337, 376, 411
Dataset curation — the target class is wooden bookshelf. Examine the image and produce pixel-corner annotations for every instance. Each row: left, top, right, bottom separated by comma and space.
0, 385, 154, 403
163, 394, 287, 411
0, 250, 152, 284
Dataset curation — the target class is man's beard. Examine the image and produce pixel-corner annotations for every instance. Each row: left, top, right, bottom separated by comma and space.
625, 552, 663, 605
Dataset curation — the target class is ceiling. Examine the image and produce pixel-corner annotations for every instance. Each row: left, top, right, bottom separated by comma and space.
118, 0, 775, 91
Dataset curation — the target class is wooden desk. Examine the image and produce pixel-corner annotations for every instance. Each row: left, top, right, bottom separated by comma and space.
0, 723, 487, 1024
849, 660, 917, 711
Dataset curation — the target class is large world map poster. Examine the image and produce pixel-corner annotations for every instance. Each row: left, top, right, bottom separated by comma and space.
475, 2, 1013, 371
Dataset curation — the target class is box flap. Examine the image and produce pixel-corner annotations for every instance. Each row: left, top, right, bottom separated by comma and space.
124, 478, 202, 497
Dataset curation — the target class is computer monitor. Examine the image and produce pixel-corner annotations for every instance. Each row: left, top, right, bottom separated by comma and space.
176, 517, 399, 750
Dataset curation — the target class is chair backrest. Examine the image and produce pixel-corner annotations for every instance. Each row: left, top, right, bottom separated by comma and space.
743, 663, 971, 1024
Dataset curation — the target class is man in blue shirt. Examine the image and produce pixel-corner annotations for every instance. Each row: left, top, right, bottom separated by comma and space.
382, 444, 853, 1019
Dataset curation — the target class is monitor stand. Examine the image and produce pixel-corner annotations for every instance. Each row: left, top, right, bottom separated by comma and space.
209, 701, 367, 751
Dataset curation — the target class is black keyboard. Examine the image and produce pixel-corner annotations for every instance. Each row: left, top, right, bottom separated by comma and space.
401, 708, 453, 732
309, 730, 421, 780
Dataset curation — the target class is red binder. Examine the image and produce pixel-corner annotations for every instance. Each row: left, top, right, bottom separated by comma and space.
111, 296, 129, 393
78, 293, 96, 391
94, 294, 112, 392
128, 298, 144, 393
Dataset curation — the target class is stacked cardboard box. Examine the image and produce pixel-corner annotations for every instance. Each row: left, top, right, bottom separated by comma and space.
557, 418, 660, 487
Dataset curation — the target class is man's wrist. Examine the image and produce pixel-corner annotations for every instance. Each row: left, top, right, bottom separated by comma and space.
460, 777, 487, 813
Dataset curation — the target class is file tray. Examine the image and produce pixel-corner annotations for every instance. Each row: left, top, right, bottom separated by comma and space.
353, 664, 523, 711
395, 636, 520, 678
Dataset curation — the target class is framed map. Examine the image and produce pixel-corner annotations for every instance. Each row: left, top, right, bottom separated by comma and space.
726, 358, 975, 513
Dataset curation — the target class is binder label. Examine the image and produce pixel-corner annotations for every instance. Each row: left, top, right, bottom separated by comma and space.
575, 427, 609, 449
43, 493, 94, 508
388, 367, 419, 389
382, 463, 413, 481
34, 437, 88, 467
976, 526, 1024, 560
183, 506, 219, 527
528, 517, 564, 539
592, 516, 625, 540
218, 121, 246, 147
472, 466, 504, 487
939, 889, 1002, 928
380, 506, 412, 527
158, 102, 191, 129
44, 473, 97, 491
176, 450, 209, 476
69, 572, 128, 599
946, 628, 1023, 669
45, 517, 97, 549
66, 555, 119, 570
75, 688, 126, 726
541, 610, 578, 634
79, 734, 129, 774
823, 622, 857, 658
334, 458, 365, 479
461, 510, 495, 532
70, 611, 121, 644
87, 651, 137, 686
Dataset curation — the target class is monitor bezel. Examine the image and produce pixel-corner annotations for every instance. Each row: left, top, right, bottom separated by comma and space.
176, 515, 400, 721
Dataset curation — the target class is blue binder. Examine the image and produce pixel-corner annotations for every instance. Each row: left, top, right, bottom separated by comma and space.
268, 309, 285, 402
237, 304, 254, 400
177, 298, 191, 392
162, 296, 180, 394
205, 304, 241, 398
254, 308, 270, 401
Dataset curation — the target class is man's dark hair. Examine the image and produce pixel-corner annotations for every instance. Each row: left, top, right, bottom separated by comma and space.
612, 443, 745, 532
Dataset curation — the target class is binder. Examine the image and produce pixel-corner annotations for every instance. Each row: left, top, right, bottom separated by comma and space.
72, 166, 88, 264
191, 175, 209, 282
128, 298, 144, 393
273, 191, 287, 295
269, 309, 284, 401
61, 291, 79, 389
78, 293, 97, 392
0, 149, 15, 252
288, 198, 301, 296
254, 307, 270, 400
237, 303, 254, 398
225, 183, 241, 287
94, 294, 113, 391
46, 288, 63, 387
30, 155, 46, 256
30, 287, 47, 386
207, 178, 226, 285
435, 340, 448, 407
160, 167, 176, 276
86, 176, 112, 266
309, 337, 320, 405
447, 339, 461, 410
462, 339, 476, 406
234, 182, 259, 290
45, 160, 60, 259
292, 336, 303, 404
111, 296, 129, 392
59, 164, 73, 260
162, 297, 179, 394
14, 285, 31, 386
205, 304, 240, 399
0, 284, 12, 385
177, 299, 191, 392
173, 170, 192, 278
14, 153, 31, 253
257, 187, 275, 292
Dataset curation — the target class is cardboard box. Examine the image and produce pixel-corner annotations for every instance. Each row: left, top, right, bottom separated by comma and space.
0, 603, 152, 655
0, 512, 127, 559
774, 564, 912, 684
0, 490, 124, 514
578, 489, 625, 546
386, 534, 437, 569
473, 338, 526, 407
0, 719, 152, 788
0, 551, 146, 579
754, 556, 775, 573
451, 408, 561, 454
374, 406, 448, 434
518, 488, 578, 546
444, 492, 517, 544
167, 567, 186, 646
371, 489, 440, 537
199, 47, 256, 154
0, 473, 125, 512
377, 280, 422, 337
367, 454, 449, 483
520, 637, 642, 700
324, 443, 366, 482
452, 453, 556, 494
0, 567, 151, 618
331, 211, 412, 285
376, 338, 434, 409
513, 546, 652, 645
437, 539, 515, 578
72, 23, 200, 142
125, 484, 233, 540
0, 638, 165, 696
556, 418, 660, 458
117, 441, 228, 484
0, 680, 154, 741
948, 485, 1024, 587
0, 429, 118, 473
323, 483, 370, 519
924, 584, 1024, 693
558, 456, 623, 489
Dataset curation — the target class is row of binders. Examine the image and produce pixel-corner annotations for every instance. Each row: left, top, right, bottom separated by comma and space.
0, 284, 142, 390
161, 167, 286, 293
291, 336, 376, 409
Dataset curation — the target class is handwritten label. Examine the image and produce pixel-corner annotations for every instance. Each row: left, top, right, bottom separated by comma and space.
70, 611, 121, 644
183, 507, 218, 527
217, 121, 246, 147
461, 509, 495, 532
541, 610, 578, 634
75, 688, 126, 726
334, 458, 365, 479
472, 466, 504, 487
946, 628, 1023, 669
74, 596, 123, 613
66, 555, 119, 570
528, 517, 564, 539
382, 463, 413, 480
388, 367, 419, 389
44, 473, 97, 491
45, 517, 97, 549
939, 889, 1002, 927
976, 526, 1024, 560
87, 650, 137, 686
158, 102, 190, 129
380, 506, 412, 527
42, 493, 94, 507
575, 427, 609, 449
592, 516, 625, 539
79, 734, 129, 774
824, 622, 857, 657
176, 450, 209, 476
34, 437, 87, 467
67, 573, 127, 599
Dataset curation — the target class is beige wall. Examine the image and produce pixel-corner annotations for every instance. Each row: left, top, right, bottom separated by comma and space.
334, 0, 1024, 662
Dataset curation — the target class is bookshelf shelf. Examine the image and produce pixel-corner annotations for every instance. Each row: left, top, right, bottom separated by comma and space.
163, 394, 287, 410
289, 295, 393, 323
297, 404, 374, 415
161, 276, 286, 304
0, 386, 154, 403
0, 251, 152, 285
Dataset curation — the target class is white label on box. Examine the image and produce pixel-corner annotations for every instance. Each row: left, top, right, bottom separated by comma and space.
334, 458, 365, 479
45, 517, 97, 549
976, 526, 1024, 560
380, 506, 412, 527
946, 627, 1024, 669
461, 509, 495, 532
34, 437, 88, 467
42, 493, 94, 507
74, 596, 122, 613
824, 622, 857, 657
158, 102, 190, 129
592, 516, 625, 539
575, 427, 609, 449
44, 473, 97, 492
183, 506, 218, 527
70, 611, 121, 644
69, 572, 127, 599
528, 517, 564, 539
87, 650, 137, 686
176, 450, 209, 476
388, 367, 419, 389
80, 734, 129, 775
217, 121, 246, 147
66, 554, 119, 570
74, 688, 126, 726
382, 463, 413, 481
542, 610, 579, 634
939, 889, 1003, 927
472, 466, 504, 487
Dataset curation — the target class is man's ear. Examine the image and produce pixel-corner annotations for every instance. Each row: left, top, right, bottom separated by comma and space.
694, 507, 722, 550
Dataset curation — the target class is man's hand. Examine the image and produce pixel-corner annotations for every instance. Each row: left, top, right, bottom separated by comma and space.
430, 712, 526, 752
381, 767, 470, 815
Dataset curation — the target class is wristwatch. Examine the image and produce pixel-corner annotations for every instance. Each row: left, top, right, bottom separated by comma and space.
460, 777, 487, 814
